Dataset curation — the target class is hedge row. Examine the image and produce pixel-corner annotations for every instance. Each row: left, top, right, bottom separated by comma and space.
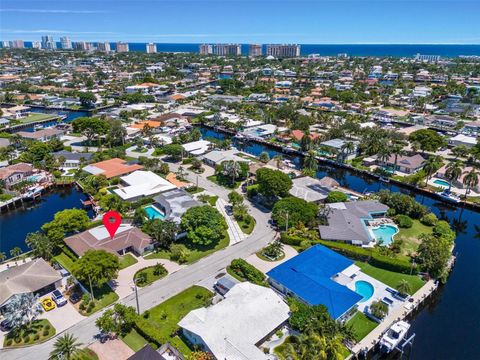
229, 259, 266, 285
133, 318, 163, 347
280, 234, 416, 274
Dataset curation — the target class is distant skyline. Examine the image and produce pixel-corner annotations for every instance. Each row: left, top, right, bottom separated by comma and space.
1, 0, 479, 44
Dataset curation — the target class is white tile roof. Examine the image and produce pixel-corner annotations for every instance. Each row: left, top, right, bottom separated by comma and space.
113, 170, 176, 200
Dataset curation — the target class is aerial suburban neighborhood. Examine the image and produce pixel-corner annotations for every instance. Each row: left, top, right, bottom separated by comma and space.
0, 3, 479, 360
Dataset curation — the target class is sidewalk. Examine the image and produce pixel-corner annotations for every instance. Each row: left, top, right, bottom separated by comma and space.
216, 197, 247, 245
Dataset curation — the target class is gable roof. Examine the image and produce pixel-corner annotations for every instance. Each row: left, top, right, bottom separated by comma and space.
0, 258, 62, 306
0, 162, 33, 180
267, 244, 362, 319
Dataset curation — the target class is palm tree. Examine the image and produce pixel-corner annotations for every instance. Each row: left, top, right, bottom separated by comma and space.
49, 333, 83, 360
397, 279, 412, 297
4, 293, 43, 330
391, 143, 406, 173
10, 247, 22, 262
273, 155, 283, 169
340, 141, 355, 163
303, 150, 318, 171
377, 146, 392, 168
445, 161, 463, 191
463, 168, 479, 197
0, 251, 6, 263
423, 155, 443, 185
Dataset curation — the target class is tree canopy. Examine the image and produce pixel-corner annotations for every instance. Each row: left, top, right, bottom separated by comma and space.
41, 208, 90, 243
408, 129, 446, 153
256, 168, 292, 198
181, 205, 227, 245
72, 250, 119, 289
272, 197, 319, 229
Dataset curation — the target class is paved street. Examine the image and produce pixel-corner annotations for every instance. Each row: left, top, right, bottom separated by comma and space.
0, 166, 275, 360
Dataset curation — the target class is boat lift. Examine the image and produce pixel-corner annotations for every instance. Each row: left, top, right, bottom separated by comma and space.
394, 333, 416, 359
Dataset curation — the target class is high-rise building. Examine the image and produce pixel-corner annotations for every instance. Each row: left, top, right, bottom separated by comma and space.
41, 35, 56, 50
414, 53, 441, 62
249, 44, 262, 57
199, 44, 213, 55
213, 44, 241, 56
266, 44, 300, 58
31, 41, 41, 49
60, 36, 72, 49
116, 42, 129, 53
74, 41, 94, 51
97, 42, 111, 53
146, 43, 157, 54
1, 41, 10, 48
11, 40, 25, 49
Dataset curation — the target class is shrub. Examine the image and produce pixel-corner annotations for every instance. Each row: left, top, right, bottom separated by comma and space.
325, 191, 348, 203
23, 335, 31, 343
433, 220, 455, 243
379, 190, 428, 219
42, 329, 49, 337
134, 318, 164, 346
143, 310, 150, 319
394, 214, 413, 228
5, 339, 13, 346
229, 259, 265, 285
420, 213, 438, 226
14, 337, 21, 344
33, 334, 40, 341
153, 263, 167, 276
370, 300, 388, 319
246, 184, 259, 197
170, 244, 190, 263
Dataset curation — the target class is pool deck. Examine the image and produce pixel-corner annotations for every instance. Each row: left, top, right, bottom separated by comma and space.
347, 279, 438, 358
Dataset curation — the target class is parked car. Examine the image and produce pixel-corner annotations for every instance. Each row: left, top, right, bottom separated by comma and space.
0, 319, 12, 332
41, 297, 56, 312
51, 290, 67, 307
69, 292, 81, 304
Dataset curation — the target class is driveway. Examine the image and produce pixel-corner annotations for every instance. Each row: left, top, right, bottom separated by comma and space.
39, 300, 86, 335
110, 255, 185, 299
246, 244, 298, 273
88, 339, 134, 360
216, 197, 247, 245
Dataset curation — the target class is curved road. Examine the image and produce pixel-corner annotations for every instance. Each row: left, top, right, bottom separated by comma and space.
1, 169, 275, 360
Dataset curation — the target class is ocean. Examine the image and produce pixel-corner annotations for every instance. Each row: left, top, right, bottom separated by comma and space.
20, 42, 480, 57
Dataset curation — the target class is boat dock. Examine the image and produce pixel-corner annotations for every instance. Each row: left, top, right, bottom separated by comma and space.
347, 279, 439, 359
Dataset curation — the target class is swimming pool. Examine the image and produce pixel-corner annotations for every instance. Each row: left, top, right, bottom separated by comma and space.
27, 174, 42, 182
433, 179, 450, 188
355, 280, 374, 302
371, 224, 398, 245
144, 205, 166, 220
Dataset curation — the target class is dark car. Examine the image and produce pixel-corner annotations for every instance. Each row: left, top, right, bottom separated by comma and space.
69, 292, 81, 304
0, 319, 12, 332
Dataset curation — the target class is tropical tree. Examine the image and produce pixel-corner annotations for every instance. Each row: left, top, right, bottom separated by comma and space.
25, 231, 56, 260
259, 151, 270, 163
463, 168, 479, 197
391, 143, 406, 172
3, 293, 43, 330
397, 279, 412, 297
142, 219, 179, 249
303, 150, 318, 171
0, 251, 6, 263
339, 141, 355, 163
445, 161, 463, 191
10, 247, 22, 260
283, 332, 345, 360
72, 250, 120, 292
49, 333, 83, 360
423, 155, 444, 185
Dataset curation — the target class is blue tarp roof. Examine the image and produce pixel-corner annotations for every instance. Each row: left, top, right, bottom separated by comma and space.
267, 244, 362, 320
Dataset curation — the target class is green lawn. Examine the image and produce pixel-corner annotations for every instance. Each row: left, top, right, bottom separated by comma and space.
134, 265, 168, 287
19, 113, 57, 123
3, 319, 56, 347
396, 220, 433, 255
238, 215, 255, 235
80, 284, 119, 316
145, 232, 229, 264
73, 349, 99, 360
355, 262, 425, 295
274, 336, 350, 359
121, 329, 148, 352
185, 186, 204, 194
119, 254, 138, 270
207, 174, 241, 189
138, 286, 213, 355
346, 311, 379, 342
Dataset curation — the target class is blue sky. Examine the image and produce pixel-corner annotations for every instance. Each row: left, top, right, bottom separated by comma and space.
1, 0, 479, 44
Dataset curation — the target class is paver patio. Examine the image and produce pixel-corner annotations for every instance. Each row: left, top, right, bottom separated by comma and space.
88, 339, 134, 360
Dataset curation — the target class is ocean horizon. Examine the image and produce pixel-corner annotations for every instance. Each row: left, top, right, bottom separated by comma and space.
16, 42, 480, 57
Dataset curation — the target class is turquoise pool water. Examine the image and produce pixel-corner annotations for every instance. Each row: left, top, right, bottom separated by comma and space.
372, 224, 398, 245
144, 205, 166, 220
355, 280, 374, 302
27, 174, 42, 182
433, 179, 450, 188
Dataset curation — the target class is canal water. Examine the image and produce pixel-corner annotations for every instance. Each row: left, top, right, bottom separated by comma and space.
0, 187, 93, 255
20, 107, 89, 132
200, 127, 480, 360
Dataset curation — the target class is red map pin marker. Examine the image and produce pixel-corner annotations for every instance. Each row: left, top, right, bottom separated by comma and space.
103, 210, 122, 239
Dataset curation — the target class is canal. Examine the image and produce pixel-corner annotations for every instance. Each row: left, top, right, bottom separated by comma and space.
200, 126, 480, 360
0, 187, 93, 255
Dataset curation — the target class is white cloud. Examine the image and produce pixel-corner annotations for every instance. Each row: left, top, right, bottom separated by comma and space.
0, 9, 109, 14
2, 29, 116, 35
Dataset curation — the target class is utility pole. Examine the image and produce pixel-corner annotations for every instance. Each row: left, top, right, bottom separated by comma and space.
132, 279, 140, 315
88, 274, 95, 301
284, 210, 289, 232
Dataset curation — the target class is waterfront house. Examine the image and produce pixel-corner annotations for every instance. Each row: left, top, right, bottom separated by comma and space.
178, 282, 290, 360
181, 140, 212, 156
289, 176, 339, 202
448, 134, 477, 148
0, 258, 62, 312
266, 244, 362, 321
435, 165, 480, 193
377, 154, 425, 174
202, 149, 248, 168
0, 162, 33, 188
64, 225, 153, 257
17, 128, 64, 142
83, 158, 143, 179
52, 150, 93, 170
319, 138, 359, 161
113, 170, 176, 202
318, 200, 389, 246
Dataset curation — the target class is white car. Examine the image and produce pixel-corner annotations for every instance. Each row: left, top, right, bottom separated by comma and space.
51, 290, 67, 307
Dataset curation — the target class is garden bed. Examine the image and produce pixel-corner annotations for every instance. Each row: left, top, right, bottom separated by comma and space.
134, 264, 168, 287
3, 319, 56, 347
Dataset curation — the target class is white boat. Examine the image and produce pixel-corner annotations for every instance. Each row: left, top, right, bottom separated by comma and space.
24, 186, 43, 199
379, 320, 411, 353
437, 189, 461, 203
